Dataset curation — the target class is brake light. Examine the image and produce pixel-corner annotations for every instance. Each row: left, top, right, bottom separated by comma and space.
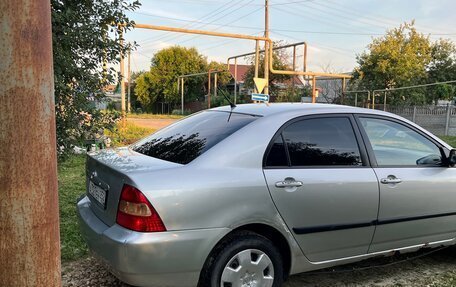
116, 184, 166, 232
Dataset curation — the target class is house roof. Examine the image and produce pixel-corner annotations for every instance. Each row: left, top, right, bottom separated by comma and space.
228, 64, 251, 83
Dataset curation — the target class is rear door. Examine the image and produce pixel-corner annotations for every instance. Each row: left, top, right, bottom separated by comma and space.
263, 114, 380, 262
356, 116, 456, 252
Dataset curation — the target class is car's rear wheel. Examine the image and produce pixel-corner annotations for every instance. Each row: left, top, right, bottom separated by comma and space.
199, 231, 284, 287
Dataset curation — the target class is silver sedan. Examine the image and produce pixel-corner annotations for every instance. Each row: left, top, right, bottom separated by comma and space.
77, 103, 456, 287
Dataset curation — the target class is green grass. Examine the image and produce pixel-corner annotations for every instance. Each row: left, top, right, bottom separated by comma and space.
59, 155, 88, 261
440, 136, 456, 147
128, 113, 185, 119
105, 122, 155, 147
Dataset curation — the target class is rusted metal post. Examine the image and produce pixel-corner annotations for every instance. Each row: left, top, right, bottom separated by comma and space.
127, 48, 131, 113
263, 0, 270, 97
383, 91, 387, 111
292, 45, 297, 92
214, 72, 218, 99
312, 76, 317, 104
254, 39, 260, 95
208, 70, 212, 109
0, 0, 61, 286
254, 40, 260, 79
341, 78, 346, 105
119, 29, 126, 117
234, 58, 238, 102
181, 78, 184, 115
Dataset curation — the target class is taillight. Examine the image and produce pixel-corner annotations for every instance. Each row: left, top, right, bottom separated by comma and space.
116, 184, 166, 232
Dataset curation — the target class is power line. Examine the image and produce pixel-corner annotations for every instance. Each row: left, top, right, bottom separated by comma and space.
139, 0, 241, 47
271, 30, 355, 58
176, 3, 263, 46
132, 10, 456, 37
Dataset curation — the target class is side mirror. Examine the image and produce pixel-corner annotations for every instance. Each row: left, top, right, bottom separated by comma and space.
449, 149, 456, 167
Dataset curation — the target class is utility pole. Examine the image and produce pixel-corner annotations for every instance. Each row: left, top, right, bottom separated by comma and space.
264, 0, 270, 96
0, 0, 61, 286
127, 48, 131, 113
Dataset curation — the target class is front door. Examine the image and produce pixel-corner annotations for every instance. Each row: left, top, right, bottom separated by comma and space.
263, 115, 379, 262
357, 116, 456, 253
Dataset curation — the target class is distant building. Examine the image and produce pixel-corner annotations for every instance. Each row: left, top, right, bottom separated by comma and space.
228, 64, 251, 95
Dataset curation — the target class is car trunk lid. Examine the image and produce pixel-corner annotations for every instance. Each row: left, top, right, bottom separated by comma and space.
86, 147, 181, 226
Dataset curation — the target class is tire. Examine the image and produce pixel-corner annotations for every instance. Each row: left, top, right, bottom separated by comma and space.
199, 231, 284, 287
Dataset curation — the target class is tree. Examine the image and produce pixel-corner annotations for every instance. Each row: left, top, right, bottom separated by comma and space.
135, 46, 208, 110
208, 61, 232, 87
351, 22, 433, 105
428, 39, 456, 103
52, 0, 140, 156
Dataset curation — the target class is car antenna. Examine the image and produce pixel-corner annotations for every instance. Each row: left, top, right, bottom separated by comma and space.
219, 88, 236, 109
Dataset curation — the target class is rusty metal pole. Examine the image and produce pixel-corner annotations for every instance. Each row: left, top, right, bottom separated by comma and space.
0, 0, 61, 286
292, 45, 297, 93
127, 48, 131, 113
214, 72, 218, 100
383, 91, 387, 111
341, 77, 346, 105
263, 0, 270, 97
208, 70, 212, 109
119, 29, 126, 118
181, 78, 184, 115
254, 40, 260, 80
234, 58, 238, 103
312, 76, 317, 104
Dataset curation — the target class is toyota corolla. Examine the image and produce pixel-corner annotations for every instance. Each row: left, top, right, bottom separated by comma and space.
77, 103, 456, 287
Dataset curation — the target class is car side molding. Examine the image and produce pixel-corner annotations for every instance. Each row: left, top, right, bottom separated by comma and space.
293, 211, 456, 235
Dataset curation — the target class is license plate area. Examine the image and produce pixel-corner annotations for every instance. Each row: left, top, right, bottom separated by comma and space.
88, 180, 108, 209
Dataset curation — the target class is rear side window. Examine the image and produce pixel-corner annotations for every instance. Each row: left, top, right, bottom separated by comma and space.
265, 135, 288, 167
266, 117, 363, 167
132, 111, 258, 164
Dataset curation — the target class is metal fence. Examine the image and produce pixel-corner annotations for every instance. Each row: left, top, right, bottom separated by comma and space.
386, 105, 456, 136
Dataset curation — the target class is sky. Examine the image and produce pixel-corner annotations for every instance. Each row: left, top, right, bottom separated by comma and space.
123, 0, 456, 74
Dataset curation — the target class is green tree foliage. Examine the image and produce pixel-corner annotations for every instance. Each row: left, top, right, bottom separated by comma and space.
351, 22, 456, 105
135, 46, 207, 110
428, 39, 456, 102
352, 22, 432, 91
208, 61, 232, 87
52, 0, 140, 156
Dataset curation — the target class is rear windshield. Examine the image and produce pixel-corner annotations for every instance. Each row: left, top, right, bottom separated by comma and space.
132, 111, 259, 164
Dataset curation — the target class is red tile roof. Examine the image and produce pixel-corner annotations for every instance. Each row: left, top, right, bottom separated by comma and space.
228, 64, 251, 83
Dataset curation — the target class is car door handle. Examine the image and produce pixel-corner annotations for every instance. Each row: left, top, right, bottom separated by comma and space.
380, 177, 402, 184
275, 180, 303, 188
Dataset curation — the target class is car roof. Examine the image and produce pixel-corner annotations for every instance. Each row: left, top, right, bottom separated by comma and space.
211, 103, 386, 117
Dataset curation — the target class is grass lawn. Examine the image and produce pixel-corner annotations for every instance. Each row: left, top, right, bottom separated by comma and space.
58, 135, 456, 262
128, 113, 185, 120
105, 122, 155, 147
440, 136, 456, 147
59, 155, 88, 261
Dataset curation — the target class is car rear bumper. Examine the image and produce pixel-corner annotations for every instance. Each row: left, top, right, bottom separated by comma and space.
77, 196, 230, 287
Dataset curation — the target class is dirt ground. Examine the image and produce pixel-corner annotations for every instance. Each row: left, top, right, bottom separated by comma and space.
62, 247, 456, 287
127, 118, 178, 130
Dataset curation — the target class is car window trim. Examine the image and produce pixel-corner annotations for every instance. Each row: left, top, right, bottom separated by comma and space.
353, 114, 448, 169
263, 113, 370, 169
